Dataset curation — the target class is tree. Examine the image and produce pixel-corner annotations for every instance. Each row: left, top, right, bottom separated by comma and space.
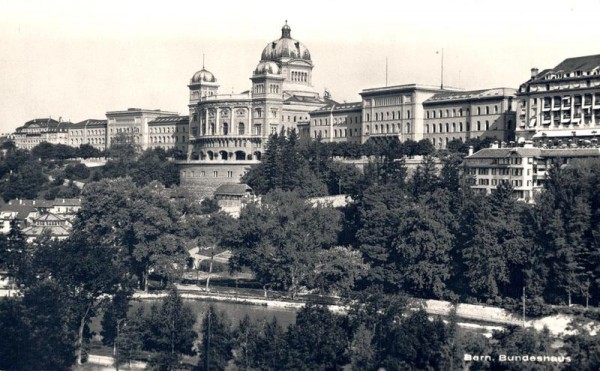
145, 287, 198, 370
410, 155, 439, 198
77, 143, 103, 158
416, 138, 435, 155
380, 309, 447, 370
232, 315, 262, 370
198, 305, 232, 371
312, 246, 368, 296
75, 178, 188, 291
489, 326, 559, 370
284, 304, 349, 370
249, 317, 287, 370
242, 131, 327, 196
131, 149, 180, 187
35, 234, 132, 365
392, 202, 453, 298
65, 162, 90, 180
0, 282, 85, 370
350, 324, 376, 371
225, 190, 342, 297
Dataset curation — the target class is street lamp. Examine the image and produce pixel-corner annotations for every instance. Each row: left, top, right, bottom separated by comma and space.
115, 318, 126, 371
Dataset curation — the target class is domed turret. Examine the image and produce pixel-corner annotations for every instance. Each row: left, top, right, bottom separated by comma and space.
191, 68, 217, 83
254, 61, 280, 75
260, 22, 311, 62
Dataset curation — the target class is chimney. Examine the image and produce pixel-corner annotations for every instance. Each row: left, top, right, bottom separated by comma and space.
523, 140, 534, 148
531, 68, 539, 79
62, 198, 65, 203
468, 146, 474, 156
491, 141, 499, 149
19, 199, 22, 205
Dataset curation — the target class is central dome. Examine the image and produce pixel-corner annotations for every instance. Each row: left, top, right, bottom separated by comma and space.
260, 22, 311, 62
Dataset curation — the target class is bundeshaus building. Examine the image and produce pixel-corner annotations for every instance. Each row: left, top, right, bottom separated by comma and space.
185, 21, 330, 162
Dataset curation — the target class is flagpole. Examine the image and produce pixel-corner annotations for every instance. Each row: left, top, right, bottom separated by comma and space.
441, 48, 444, 90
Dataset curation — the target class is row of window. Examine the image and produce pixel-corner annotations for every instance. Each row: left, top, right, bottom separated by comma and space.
476, 168, 526, 176
367, 110, 411, 121
313, 128, 363, 138
290, 71, 308, 83
150, 136, 188, 144
426, 105, 499, 119
424, 120, 499, 133
312, 116, 362, 126
476, 179, 524, 187
372, 95, 411, 107
69, 129, 105, 136
182, 170, 234, 178
367, 122, 411, 135
71, 138, 105, 145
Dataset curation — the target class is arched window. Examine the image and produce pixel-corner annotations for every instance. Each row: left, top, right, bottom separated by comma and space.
477, 121, 481, 131
238, 122, 245, 135
426, 124, 430, 133
445, 123, 449, 132
406, 122, 410, 133
452, 123, 456, 132
439, 123, 443, 132
222, 122, 229, 135
485, 120, 489, 130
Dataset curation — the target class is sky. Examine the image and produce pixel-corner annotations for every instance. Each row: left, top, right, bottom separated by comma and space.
1, 0, 599, 133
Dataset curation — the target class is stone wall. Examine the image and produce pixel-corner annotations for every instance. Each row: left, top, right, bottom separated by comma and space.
177, 160, 259, 200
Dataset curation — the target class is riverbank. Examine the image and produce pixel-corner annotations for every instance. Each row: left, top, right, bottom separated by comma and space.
132, 284, 597, 338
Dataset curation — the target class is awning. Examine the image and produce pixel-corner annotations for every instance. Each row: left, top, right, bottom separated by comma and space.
532, 129, 600, 139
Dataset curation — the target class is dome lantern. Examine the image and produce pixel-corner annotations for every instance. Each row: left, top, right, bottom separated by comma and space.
281, 20, 291, 38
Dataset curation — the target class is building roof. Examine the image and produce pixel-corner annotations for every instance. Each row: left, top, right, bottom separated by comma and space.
16, 118, 73, 132
360, 84, 451, 96
311, 101, 362, 114
214, 183, 253, 196
22, 224, 71, 238
106, 108, 178, 116
284, 95, 326, 104
541, 148, 600, 158
466, 147, 543, 159
424, 88, 516, 104
148, 115, 190, 125
553, 54, 600, 74
0, 198, 81, 210
529, 54, 600, 83
33, 213, 67, 223
71, 119, 107, 128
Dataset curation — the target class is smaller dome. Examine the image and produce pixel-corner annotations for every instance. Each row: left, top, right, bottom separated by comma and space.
191, 68, 216, 83
254, 61, 280, 75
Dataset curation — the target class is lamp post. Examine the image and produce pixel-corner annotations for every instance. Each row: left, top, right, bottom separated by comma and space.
115, 318, 126, 371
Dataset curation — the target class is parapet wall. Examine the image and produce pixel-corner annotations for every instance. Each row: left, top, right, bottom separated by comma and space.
177, 160, 258, 200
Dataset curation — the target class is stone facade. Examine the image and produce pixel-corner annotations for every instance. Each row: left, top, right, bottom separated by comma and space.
516, 54, 600, 145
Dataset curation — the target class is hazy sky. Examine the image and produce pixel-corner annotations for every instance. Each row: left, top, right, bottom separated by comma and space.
1, 0, 599, 133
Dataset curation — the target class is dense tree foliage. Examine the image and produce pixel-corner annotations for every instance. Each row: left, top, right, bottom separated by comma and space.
75, 178, 188, 291
224, 190, 345, 297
